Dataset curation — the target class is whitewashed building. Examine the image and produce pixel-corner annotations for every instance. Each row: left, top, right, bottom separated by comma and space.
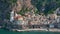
10, 10, 14, 22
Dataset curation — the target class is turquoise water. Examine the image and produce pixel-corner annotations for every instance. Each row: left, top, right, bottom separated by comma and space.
0, 29, 60, 34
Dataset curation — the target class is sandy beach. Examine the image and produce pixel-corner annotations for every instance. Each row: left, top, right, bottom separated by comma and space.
16, 28, 48, 32
14, 28, 60, 32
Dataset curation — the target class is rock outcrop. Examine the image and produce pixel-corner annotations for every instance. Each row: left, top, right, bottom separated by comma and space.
12, 0, 34, 12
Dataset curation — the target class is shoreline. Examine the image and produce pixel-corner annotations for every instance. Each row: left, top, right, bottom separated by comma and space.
16, 29, 48, 32
11, 28, 60, 32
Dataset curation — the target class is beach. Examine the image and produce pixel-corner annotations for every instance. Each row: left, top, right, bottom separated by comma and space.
0, 29, 60, 34
11, 28, 60, 32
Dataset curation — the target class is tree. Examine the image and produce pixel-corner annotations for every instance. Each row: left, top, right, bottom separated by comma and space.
0, 0, 17, 20
31, 0, 60, 15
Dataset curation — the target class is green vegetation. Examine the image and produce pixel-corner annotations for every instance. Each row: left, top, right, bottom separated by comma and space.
0, 0, 60, 20
31, 0, 60, 15
0, 0, 17, 20
34, 8, 39, 14
6, 12, 10, 19
1, 0, 17, 4
6, 0, 17, 19
57, 14, 60, 16
17, 7, 32, 16
8, 0, 17, 4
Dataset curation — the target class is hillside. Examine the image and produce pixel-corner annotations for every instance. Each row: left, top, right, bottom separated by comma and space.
0, 0, 60, 20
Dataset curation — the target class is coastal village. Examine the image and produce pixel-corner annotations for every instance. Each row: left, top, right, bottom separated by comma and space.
0, 0, 60, 32
5, 7, 60, 32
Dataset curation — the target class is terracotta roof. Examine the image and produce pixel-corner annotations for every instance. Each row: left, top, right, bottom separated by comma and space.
14, 15, 23, 20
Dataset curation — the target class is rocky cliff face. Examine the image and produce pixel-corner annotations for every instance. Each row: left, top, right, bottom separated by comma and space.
12, 0, 34, 12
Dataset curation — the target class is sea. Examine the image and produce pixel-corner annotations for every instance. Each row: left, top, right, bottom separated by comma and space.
0, 29, 60, 34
